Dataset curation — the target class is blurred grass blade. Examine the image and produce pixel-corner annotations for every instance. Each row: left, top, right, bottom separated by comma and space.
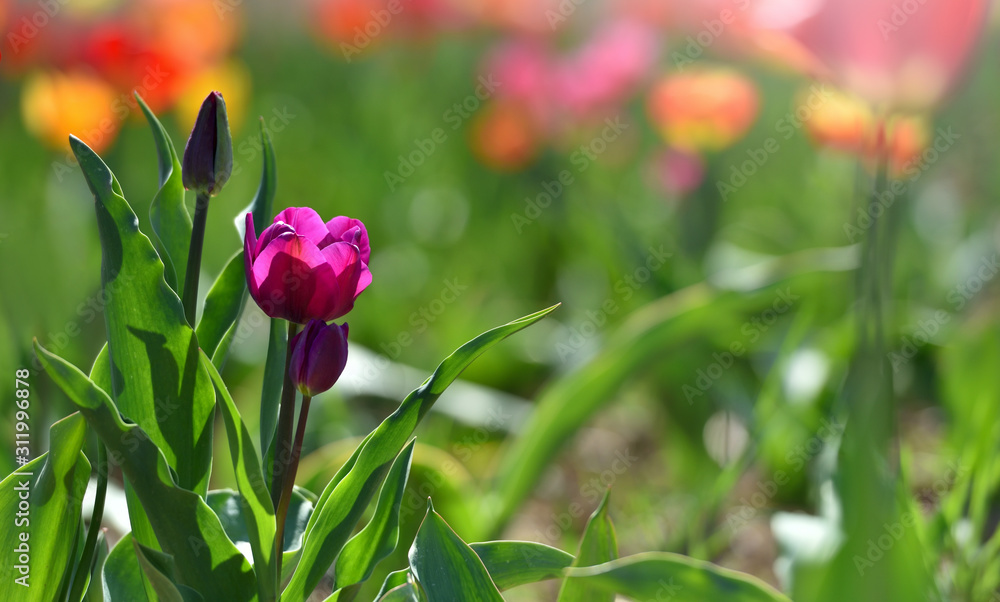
201, 351, 277, 601
565, 552, 792, 601
137, 92, 191, 296
469, 541, 573, 590
408, 500, 503, 602
134, 540, 206, 602
333, 439, 416, 591
0, 414, 89, 601
197, 252, 248, 367
557, 489, 617, 601
70, 136, 215, 498
282, 305, 558, 600
101, 534, 148, 601
34, 341, 257, 601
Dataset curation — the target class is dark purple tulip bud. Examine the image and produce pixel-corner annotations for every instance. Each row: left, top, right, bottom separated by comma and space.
288, 319, 349, 396
182, 91, 233, 196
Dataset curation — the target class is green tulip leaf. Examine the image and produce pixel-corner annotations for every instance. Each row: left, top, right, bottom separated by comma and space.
201, 351, 277, 600
236, 117, 278, 237
408, 500, 503, 602
83, 529, 109, 602
558, 489, 617, 602
101, 534, 147, 602
470, 541, 574, 591
564, 552, 792, 602
375, 569, 412, 600
34, 341, 257, 601
134, 540, 205, 602
70, 136, 215, 501
137, 92, 192, 297
0, 414, 90, 601
197, 251, 248, 368
377, 581, 425, 602
282, 304, 558, 601
259, 318, 288, 463
333, 439, 416, 591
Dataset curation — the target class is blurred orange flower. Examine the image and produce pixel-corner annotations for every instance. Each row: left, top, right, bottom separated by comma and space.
175, 60, 251, 134
469, 99, 539, 171
802, 86, 928, 173
647, 67, 760, 152
787, 0, 987, 108
21, 70, 120, 153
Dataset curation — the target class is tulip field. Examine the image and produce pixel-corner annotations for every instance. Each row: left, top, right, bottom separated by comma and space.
0, 1, 998, 600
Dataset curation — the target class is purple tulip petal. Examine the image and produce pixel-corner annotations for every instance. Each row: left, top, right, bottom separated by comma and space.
255, 221, 296, 258
251, 233, 331, 323
326, 216, 370, 264
355, 263, 372, 297
274, 207, 335, 248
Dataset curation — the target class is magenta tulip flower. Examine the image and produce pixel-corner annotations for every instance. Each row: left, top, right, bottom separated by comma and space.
244, 207, 372, 323
289, 319, 349, 396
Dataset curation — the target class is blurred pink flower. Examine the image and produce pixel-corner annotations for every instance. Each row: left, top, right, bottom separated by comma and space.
484, 40, 554, 127
651, 148, 706, 197
786, 0, 987, 108
552, 20, 660, 118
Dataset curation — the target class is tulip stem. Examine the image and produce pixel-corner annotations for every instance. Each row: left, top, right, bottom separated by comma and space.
274, 394, 312, 585
271, 321, 300, 506
182, 192, 210, 325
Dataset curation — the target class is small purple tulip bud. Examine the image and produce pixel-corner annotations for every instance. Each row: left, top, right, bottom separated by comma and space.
288, 319, 349, 396
182, 91, 233, 196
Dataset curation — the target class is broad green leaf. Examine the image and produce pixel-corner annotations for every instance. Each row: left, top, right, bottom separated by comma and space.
70, 136, 215, 497
101, 534, 147, 602
259, 319, 288, 458
333, 440, 416, 591
558, 490, 617, 601
89, 346, 159, 556
565, 552, 792, 602
137, 92, 191, 296
206, 488, 313, 583
201, 351, 277, 601
0, 413, 90, 601
376, 569, 411, 599
377, 581, 424, 602
470, 541, 574, 590
34, 341, 257, 601
282, 305, 558, 601
408, 500, 503, 602
197, 252, 248, 367
134, 540, 205, 602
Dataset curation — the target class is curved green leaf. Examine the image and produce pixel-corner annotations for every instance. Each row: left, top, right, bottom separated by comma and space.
134, 540, 205, 602
377, 581, 424, 602
565, 552, 792, 602
470, 541, 574, 590
34, 341, 257, 601
409, 500, 503, 601
0, 414, 90, 601
558, 490, 617, 602
83, 529, 109, 602
137, 92, 191, 296
282, 305, 558, 601
202, 351, 276, 601
101, 534, 147, 602
70, 135, 215, 498
376, 569, 411, 600
334, 439, 416, 591
197, 252, 248, 367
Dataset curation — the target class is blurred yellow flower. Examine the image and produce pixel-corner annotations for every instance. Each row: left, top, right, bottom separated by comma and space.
647, 68, 760, 152
175, 60, 251, 134
21, 70, 120, 153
